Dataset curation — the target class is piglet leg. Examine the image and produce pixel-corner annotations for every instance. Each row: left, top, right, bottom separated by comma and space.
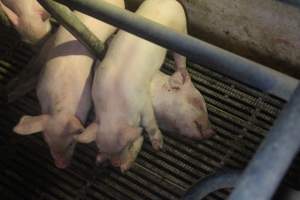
142, 99, 163, 151
96, 152, 109, 165
169, 53, 188, 89
173, 25, 188, 75
174, 52, 186, 71
119, 136, 144, 173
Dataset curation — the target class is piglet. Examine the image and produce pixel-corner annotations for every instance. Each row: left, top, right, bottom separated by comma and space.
13, 0, 125, 169
0, 0, 51, 44
76, 70, 214, 171
76, 0, 188, 171
110, 71, 215, 171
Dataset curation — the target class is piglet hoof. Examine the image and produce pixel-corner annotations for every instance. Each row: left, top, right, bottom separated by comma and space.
111, 158, 122, 167
120, 163, 130, 173
96, 153, 108, 166
120, 156, 134, 173
151, 133, 164, 151
153, 139, 163, 151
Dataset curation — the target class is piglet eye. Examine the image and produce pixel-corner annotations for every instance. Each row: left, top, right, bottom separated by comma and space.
195, 121, 203, 132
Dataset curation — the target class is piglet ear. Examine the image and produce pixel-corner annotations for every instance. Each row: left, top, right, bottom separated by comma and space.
0, 2, 19, 26
14, 115, 49, 135
41, 11, 50, 22
74, 123, 97, 144
169, 69, 190, 89
67, 116, 84, 135
119, 126, 142, 148
37, 9, 50, 21
33, 1, 50, 21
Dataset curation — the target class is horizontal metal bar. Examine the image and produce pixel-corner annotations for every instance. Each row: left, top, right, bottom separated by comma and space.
52, 0, 298, 101
229, 83, 300, 200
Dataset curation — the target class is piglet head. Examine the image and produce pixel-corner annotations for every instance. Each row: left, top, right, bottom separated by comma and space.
152, 71, 215, 139
13, 115, 84, 168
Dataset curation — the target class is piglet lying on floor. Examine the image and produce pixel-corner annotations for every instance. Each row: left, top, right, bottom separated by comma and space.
0, 0, 51, 44
76, 0, 214, 172
13, 0, 125, 168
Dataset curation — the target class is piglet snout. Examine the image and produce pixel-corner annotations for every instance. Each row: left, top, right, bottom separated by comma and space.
111, 157, 122, 167
195, 121, 216, 139
202, 128, 216, 139
54, 159, 68, 169
52, 154, 69, 169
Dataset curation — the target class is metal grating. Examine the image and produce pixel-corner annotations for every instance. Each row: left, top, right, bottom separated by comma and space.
0, 23, 299, 200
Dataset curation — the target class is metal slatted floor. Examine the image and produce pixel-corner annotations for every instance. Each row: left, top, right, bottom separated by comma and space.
0, 24, 299, 200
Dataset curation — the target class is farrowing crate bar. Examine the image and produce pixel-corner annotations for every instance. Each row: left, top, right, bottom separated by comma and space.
40, 0, 299, 101
229, 84, 300, 199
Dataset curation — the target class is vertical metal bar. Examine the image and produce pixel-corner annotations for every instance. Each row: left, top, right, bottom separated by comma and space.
229, 83, 300, 200
48, 0, 299, 101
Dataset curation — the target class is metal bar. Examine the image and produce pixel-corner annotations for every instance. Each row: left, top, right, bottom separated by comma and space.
183, 170, 241, 200
37, 0, 105, 57
49, 0, 299, 101
229, 83, 300, 200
